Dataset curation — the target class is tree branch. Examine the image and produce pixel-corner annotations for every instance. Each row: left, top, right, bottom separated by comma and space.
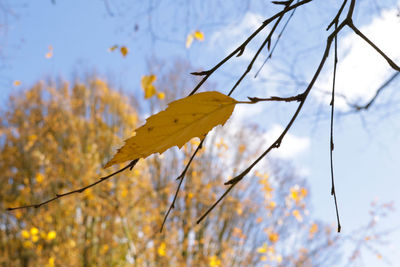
7, 159, 139, 211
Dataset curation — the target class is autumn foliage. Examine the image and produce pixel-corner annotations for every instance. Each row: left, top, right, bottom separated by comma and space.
0, 75, 392, 266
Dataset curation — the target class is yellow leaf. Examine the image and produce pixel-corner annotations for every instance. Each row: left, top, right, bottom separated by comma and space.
209, 255, 221, 267
35, 173, 44, 183
186, 34, 194, 48
21, 230, 30, 239
309, 223, 318, 238
31, 235, 39, 243
45, 45, 53, 59
30, 227, 39, 235
105, 91, 237, 168
194, 30, 204, 41
47, 231, 56, 241
157, 242, 166, 256
120, 46, 128, 57
141, 75, 157, 99
108, 45, 118, 52
157, 92, 165, 100
268, 232, 279, 243
13, 80, 21, 86
292, 209, 303, 222
257, 243, 268, 253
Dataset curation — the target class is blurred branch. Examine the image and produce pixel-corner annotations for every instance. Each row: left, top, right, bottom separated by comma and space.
7, 160, 139, 211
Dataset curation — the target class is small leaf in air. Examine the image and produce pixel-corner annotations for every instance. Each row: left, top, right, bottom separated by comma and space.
45, 45, 53, 59
141, 75, 157, 99
104, 91, 238, 168
13, 80, 21, 86
193, 30, 204, 41
108, 45, 119, 52
186, 30, 205, 48
120, 46, 129, 57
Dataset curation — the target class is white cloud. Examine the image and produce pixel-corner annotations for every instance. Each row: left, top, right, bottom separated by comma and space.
313, 7, 400, 110
209, 11, 264, 57
262, 124, 310, 160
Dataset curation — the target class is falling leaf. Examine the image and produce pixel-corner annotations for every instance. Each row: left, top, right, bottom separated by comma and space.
186, 34, 194, 48
186, 30, 205, 48
141, 75, 157, 99
13, 80, 21, 87
105, 91, 237, 168
45, 45, 53, 59
194, 30, 204, 41
157, 92, 165, 100
108, 45, 118, 52
120, 46, 128, 57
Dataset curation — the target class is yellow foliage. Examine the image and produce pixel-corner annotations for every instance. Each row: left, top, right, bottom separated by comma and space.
46, 231, 57, 241
105, 91, 237, 168
257, 243, 268, 253
268, 232, 279, 243
309, 223, 318, 238
31, 235, 39, 243
30, 227, 39, 236
209, 255, 221, 267
21, 230, 30, 239
35, 173, 44, 183
157, 242, 166, 257
292, 210, 303, 222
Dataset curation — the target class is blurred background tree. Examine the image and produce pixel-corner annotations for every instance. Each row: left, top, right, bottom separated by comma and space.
1, 62, 393, 266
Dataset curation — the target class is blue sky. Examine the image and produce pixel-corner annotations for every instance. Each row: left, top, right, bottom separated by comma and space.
1, 0, 400, 265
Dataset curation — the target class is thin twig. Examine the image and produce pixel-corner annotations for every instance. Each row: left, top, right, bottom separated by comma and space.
255, 0, 298, 78
198, 21, 347, 224
347, 22, 400, 71
330, 22, 341, 233
160, 139, 204, 232
189, 0, 313, 96
7, 159, 139, 211
228, 0, 294, 96
350, 72, 400, 111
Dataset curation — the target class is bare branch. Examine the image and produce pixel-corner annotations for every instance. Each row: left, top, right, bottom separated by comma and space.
7, 159, 139, 211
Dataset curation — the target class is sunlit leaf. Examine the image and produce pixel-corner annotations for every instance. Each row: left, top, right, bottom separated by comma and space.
46, 231, 56, 241
45, 45, 53, 59
157, 242, 166, 256
120, 46, 129, 57
105, 91, 237, 168
141, 75, 157, 99
13, 80, 21, 87
108, 45, 118, 52
21, 230, 30, 239
194, 30, 204, 41
186, 30, 204, 48
157, 92, 165, 100
292, 209, 303, 222
209, 255, 221, 267
268, 232, 279, 243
